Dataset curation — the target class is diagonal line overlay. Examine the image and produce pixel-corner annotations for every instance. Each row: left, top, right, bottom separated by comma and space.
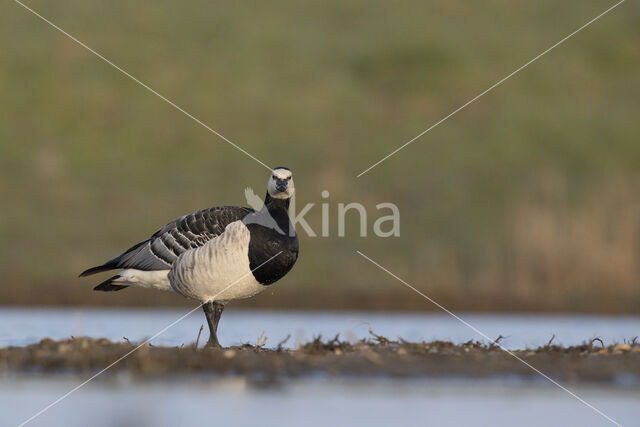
356, 250, 622, 427
14, 0, 272, 172
18, 251, 283, 427
356, 0, 625, 177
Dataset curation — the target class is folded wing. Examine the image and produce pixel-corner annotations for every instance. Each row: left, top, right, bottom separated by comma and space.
80, 206, 253, 276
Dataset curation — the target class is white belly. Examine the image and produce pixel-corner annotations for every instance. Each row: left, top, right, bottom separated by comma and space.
168, 221, 264, 302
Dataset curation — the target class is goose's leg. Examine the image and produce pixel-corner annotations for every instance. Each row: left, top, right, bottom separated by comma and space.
203, 301, 225, 348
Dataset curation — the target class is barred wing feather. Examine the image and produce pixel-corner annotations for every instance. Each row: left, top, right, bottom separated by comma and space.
79, 206, 254, 276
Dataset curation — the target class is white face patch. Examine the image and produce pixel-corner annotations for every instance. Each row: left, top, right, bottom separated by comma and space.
273, 169, 291, 180
267, 168, 295, 199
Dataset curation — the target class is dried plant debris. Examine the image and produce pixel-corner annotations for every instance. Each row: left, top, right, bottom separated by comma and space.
1, 335, 639, 383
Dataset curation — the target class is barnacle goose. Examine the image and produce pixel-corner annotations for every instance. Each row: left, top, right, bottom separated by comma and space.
80, 167, 299, 347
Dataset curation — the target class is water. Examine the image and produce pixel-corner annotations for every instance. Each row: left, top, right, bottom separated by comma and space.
1, 307, 639, 349
3, 376, 639, 427
2, 308, 639, 426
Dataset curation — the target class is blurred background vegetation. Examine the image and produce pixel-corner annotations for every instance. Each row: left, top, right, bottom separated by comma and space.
1, 0, 638, 312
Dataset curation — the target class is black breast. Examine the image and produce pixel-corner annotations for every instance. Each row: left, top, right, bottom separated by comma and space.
245, 222, 299, 286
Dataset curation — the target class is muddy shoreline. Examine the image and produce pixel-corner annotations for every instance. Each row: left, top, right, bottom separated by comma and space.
2, 336, 639, 384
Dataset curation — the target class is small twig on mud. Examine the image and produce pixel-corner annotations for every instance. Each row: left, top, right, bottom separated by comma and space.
277, 334, 291, 352
255, 332, 268, 350
368, 327, 390, 345
547, 334, 556, 347
493, 335, 505, 346
123, 336, 131, 344
330, 334, 341, 346
195, 324, 204, 349
631, 336, 638, 346
590, 337, 605, 349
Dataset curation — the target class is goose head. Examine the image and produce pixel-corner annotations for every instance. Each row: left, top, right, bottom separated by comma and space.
267, 167, 294, 199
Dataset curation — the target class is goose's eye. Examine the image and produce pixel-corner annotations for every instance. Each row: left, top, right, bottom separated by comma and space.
272, 175, 276, 179
286, 176, 291, 181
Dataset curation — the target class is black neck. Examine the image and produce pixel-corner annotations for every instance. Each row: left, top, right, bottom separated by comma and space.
264, 192, 290, 212
263, 192, 292, 234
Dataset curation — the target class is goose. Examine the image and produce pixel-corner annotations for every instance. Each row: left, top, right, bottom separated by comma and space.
80, 167, 299, 347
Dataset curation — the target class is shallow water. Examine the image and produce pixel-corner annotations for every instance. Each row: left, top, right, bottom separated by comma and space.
3, 376, 639, 427
1, 307, 639, 350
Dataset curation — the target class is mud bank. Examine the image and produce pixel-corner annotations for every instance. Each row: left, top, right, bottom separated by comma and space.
2, 336, 639, 383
